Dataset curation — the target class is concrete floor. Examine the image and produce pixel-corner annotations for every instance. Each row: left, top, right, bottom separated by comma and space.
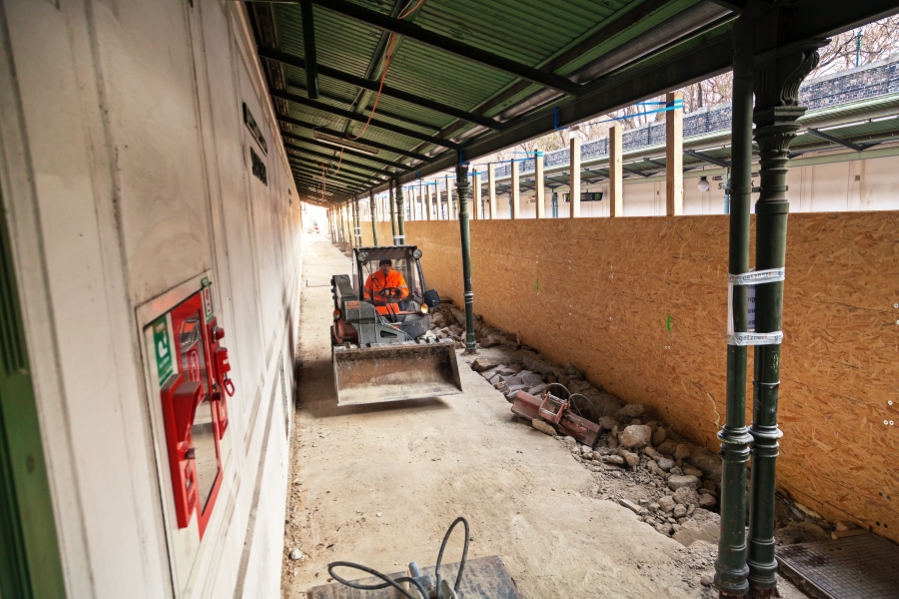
280, 237, 779, 598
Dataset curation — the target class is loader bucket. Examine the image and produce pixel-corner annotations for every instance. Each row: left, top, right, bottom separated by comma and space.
333, 341, 463, 406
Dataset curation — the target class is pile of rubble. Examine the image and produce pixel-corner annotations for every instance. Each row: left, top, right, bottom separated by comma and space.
464, 357, 724, 545
434, 301, 844, 551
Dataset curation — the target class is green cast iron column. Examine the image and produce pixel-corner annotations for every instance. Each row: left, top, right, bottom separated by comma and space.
369, 191, 378, 246
747, 37, 824, 599
395, 180, 406, 244
715, 12, 755, 597
389, 181, 398, 244
456, 157, 476, 353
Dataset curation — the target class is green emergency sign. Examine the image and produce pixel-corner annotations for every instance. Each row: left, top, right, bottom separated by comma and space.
153, 317, 174, 384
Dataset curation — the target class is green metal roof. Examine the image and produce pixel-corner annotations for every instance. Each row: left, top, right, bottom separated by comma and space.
244, 0, 899, 204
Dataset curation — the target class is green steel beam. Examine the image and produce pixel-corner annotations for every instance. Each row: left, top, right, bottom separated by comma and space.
258, 46, 504, 130
270, 88, 458, 149
299, 0, 319, 99
277, 114, 431, 161
281, 131, 410, 170
284, 142, 392, 175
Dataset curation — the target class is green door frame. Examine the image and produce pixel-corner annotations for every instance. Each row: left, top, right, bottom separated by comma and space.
0, 186, 67, 598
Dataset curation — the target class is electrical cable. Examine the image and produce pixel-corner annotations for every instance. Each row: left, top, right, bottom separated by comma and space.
347, 0, 423, 142
327, 562, 428, 599
434, 517, 470, 594
327, 517, 470, 599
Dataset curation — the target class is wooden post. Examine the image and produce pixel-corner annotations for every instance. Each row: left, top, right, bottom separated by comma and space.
569, 137, 581, 218
535, 151, 545, 219
666, 91, 684, 216
488, 163, 497, 219
446, 174, 453, 219
473, 172, 481, 220
610, 125, 623, 217
511, 160, 520, 219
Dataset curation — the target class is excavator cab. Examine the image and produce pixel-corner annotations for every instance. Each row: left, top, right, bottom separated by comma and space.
330, 245, 462, 406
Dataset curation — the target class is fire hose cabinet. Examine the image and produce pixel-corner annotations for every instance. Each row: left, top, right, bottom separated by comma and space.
139, 274, 236, 595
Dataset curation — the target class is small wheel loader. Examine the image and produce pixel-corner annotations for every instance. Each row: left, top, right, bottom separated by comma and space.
330, 245, 463, 406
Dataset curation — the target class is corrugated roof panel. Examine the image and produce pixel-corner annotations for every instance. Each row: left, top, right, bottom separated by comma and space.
385, 40, 517, 111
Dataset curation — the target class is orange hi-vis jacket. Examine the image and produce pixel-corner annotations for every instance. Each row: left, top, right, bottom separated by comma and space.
364, 269, 409, 311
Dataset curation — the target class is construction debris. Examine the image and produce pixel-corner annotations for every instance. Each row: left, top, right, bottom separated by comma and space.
449, 302, 852, 560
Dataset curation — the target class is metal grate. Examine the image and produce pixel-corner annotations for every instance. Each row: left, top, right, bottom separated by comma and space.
777, 533, 899, 599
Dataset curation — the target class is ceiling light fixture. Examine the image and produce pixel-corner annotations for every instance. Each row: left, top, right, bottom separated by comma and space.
313, 132, 379, 155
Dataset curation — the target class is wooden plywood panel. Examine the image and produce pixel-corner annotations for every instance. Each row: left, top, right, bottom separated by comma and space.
403, 211, 899, 543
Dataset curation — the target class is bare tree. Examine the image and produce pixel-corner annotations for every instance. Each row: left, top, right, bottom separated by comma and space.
812, 16, 899, 76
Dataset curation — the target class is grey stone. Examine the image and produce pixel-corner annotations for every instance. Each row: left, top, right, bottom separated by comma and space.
501, 374, 522, 385
493, 381, 510, 394
531, 419, 557, 436
672, 504, 688, 518
480, 368, 500, 380
652, 427, 667, 446
480, 336, 502, 348
656, 439, 678, 456
673, 487, 700, 506
528, 383, 548, 396
598, 416, 619, 432
520, 372, 543, 387
471, 358, 499, 372
658, 496, 676, 512
643, 446, 663, 461
670, 467, 683, 476
507, 364, 523, 373
288, 548, 304, 561
649, 502, 661, 513
700, 575, 714, 587
698, 494, 717, 509
619, 449, 639, 469
672, 510, 720, 547
602, 455, 625, 466
673, 444, 691, 461
667, 475, 701, 492
618, 498, 644, 515
615, 403, 645, 420
683, 466, 704, 478
620, 425, 652, 449
658, 457, 676, 471
689, 449, 723, 481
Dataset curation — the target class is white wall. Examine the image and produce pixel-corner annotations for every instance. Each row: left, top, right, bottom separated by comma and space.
0, 0, 300, 597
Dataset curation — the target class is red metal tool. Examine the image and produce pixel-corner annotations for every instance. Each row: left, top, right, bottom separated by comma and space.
511, 390, 601, 446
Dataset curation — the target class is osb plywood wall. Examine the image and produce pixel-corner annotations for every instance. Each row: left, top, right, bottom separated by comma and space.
406, 212, 898, 542
359, 221, 393, 248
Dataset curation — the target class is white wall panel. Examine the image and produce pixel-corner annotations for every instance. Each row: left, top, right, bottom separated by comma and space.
1, 0, 302, 597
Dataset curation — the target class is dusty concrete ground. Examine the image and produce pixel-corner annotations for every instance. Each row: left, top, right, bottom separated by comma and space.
281, 236, 806, 599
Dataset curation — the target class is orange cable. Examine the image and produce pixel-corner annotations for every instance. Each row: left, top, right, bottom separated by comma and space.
347, 33, 395, 141
398, 0, 425, 19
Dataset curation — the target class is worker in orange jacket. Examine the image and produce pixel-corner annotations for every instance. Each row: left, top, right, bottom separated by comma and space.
364, 259, 409, 311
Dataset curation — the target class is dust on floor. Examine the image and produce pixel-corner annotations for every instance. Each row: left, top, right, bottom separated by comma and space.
281, 237, 805, 599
